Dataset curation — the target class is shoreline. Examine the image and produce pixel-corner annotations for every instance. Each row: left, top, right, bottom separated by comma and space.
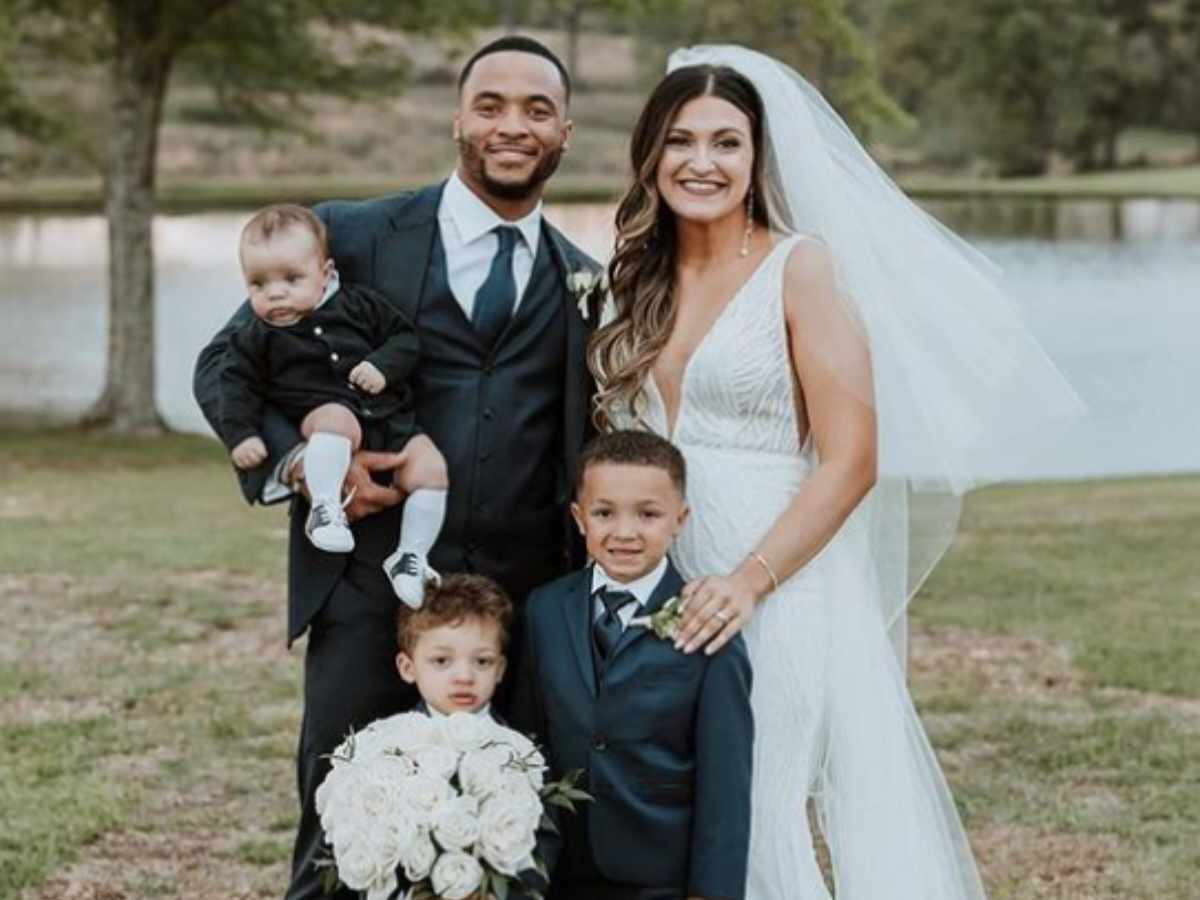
4, 167, 1200, 215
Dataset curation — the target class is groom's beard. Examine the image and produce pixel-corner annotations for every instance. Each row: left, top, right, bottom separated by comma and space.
458, 139, 564, 201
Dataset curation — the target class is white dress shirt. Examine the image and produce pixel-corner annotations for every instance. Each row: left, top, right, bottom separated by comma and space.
437, 171, 542, 320
591, 557, 670, 631
425, 702, 493, 720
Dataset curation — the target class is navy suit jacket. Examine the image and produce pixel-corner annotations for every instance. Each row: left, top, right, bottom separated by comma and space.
511, 562, 753, 899
193, 183, 599, 642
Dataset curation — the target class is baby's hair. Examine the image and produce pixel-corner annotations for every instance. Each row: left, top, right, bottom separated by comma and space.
240, 203, 328, 260
577, 430, 687, 496
396, 573, 514, 655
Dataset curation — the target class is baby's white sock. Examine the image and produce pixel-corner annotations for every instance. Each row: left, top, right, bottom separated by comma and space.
305, 432, 352, 501
398, 488, 447, 554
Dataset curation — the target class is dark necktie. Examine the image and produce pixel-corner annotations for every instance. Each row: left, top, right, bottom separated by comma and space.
592, 586, 638, 660
472, 225, 520, 348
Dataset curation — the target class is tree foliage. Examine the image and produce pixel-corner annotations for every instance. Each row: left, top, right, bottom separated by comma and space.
628, 0, 908, 136
879, 0, 1200, 175
0, 0, 491, 432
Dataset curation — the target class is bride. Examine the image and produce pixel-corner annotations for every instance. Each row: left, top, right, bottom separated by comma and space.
588, 46, 1081, 899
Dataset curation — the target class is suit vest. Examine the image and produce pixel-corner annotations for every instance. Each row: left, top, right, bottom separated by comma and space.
402, 226, 569, 602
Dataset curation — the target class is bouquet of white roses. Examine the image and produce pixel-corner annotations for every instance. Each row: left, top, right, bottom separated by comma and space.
314, 711, 587, 900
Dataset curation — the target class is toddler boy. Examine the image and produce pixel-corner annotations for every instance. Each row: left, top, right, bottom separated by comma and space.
395, 572, 513, 717
512, 430, 753, 900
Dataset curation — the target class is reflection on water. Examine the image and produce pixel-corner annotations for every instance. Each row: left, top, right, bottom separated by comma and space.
1, 204, 1197, 480
923, 197, 1200, 241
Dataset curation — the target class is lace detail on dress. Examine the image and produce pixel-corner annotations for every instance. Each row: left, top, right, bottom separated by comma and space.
642, 236, 808, 458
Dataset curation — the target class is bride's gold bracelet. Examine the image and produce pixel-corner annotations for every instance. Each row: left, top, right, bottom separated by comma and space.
748, 551, 780, 596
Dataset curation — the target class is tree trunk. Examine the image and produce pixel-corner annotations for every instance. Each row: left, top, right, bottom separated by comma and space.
87, 4, 171, 434
565, 0, 584, 88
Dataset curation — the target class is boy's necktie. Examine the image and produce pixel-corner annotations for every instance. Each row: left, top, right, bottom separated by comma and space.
472, 225, 520, 349
592, 586, 638, 659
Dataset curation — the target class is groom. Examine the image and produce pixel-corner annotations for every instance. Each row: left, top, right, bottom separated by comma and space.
193, 36, 599, 900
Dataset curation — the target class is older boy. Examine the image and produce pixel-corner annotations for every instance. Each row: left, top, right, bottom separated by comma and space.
512, 431, 753, 900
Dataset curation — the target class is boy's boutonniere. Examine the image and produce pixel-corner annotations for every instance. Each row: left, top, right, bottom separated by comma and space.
568, 268, 612, 324
630, 596, 685, 642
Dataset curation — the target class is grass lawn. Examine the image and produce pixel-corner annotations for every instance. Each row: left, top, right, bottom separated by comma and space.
1, 430, 1197, 898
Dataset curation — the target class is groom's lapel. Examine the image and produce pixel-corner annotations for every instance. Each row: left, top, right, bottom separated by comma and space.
560, 566, 599, 698
608, 561, 685, 663
372, 182, 445, 321
544, 222, 596, 480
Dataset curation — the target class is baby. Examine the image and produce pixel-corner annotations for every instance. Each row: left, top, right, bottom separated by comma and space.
394, 572, 512, 717
219, 203, 444, 606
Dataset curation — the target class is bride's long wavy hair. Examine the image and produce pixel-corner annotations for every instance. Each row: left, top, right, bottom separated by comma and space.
589, 65, 772, 429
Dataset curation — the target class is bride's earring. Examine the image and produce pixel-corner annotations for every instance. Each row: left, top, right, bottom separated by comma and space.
741, 191, 755, 257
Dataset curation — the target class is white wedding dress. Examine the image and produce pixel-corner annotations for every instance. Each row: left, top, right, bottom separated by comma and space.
621, 235, 989, 900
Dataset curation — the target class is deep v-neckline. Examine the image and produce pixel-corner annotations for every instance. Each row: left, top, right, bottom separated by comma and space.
650, 238, 790, 440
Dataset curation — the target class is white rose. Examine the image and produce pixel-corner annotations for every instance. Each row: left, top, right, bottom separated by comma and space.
401, 771, 454, 825
400, 830, 437, 882
412, 743, 460, 781
433, 794, 481, 851
355, 762, 400, 821
335, 837, 382, 890
376, 804, 420, 870
384, 712, 440, 753
493, 770, 543, 818
478, 795, 539, 876
320, 765, 370, 839
457, 744, 511, 798
366, 876, 399, 900
430, 850, 484, 900
439, 711, 492, 752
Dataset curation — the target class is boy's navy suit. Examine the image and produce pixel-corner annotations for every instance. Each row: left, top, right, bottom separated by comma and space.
512, 561, 753, 900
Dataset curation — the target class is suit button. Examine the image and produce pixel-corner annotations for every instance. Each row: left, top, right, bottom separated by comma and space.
482, 408, 494, 420
313, 326, 323, 336
330, 352, 340, 362
467, 541, 479, 554
479, 450, 492, 462
592, 736, 607, 751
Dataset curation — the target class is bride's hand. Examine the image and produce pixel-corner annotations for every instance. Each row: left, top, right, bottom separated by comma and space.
675, 572, 761, 655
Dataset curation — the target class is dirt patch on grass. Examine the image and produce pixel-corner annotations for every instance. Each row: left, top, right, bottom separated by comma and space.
26, 826, 283, 900
974, 824, 1123, 899
910, 624, 1082, 699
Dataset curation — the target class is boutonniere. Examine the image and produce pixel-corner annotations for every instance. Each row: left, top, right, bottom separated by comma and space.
567, 268, 610, 323
629, 596, 685, 642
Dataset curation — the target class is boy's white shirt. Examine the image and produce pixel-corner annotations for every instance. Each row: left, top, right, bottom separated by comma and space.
425, 702, 493, 719
590, 557, 669, 630
260, 174, 544, 503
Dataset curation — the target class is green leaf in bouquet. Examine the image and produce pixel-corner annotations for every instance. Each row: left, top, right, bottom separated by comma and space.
538, 811, 560, 834
546, 795, 577, 812
493, 875, 510, 900
316, 861, 339, 894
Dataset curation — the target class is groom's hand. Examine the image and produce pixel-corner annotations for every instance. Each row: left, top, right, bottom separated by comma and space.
343, 450, 406, 521
286, 448, 405, 521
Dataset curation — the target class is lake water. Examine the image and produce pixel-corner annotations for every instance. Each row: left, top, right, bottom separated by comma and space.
1, 204, 1197, 481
